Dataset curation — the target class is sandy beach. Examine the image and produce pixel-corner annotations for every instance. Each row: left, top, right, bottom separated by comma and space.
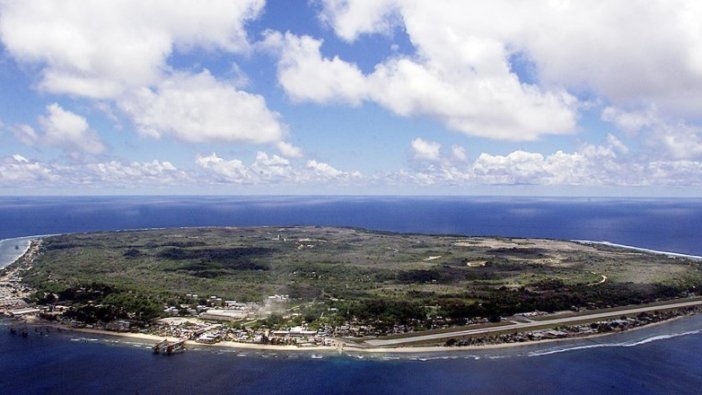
15, 313, 691, 356
0, 236, 34, 269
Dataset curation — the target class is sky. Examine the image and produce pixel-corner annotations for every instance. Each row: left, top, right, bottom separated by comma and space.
1, 0, 702, 196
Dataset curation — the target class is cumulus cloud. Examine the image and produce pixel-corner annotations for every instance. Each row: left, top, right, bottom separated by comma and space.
196, 152, 361, 184
392, 133, 701, 187
0, 0, 296, 150
647, 160, 702, 187
469, 136, 635, 186
602, 106, 657, 134
12, 103, 105, 156
317, 0, 401, 42
472, 151, 551, 185
285, 0, 702, 141
410, 138, 440, 161
196, 153, 253, 184
120, 71, 285, 144
602, 106, 702, 159
307, 160, 342, 178
451, 145, 467, 162
264, 32, 368, 105
318, 0, 702, 119
305, 159, 361, 181
251, 152, 294, 181
276, 141, 304, 158
395, 134, 677, 186
11, 124, 40, 147
271, 30, 577, 140
39, 104, 105, 155
85, 160, 186, 185
655, 124, 702, 160
0, 0, 264, 98
4, 141, 702, 190
0, 154, 57, 183
0, 154, 186, 187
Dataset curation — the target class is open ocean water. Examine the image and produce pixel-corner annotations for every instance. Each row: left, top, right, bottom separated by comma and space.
1, 196, 701, 394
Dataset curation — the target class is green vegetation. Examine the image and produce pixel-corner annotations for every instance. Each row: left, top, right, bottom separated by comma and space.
23, 227, 702, 328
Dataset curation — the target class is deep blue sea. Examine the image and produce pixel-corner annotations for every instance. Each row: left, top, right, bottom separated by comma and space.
1, 196, 701, 394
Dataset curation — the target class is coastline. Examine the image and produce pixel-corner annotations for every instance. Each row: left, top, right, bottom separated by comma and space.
0, 236, 35, 269
575, 239, 702, 261
5, 230, 701, 355
12, 312, 697, 355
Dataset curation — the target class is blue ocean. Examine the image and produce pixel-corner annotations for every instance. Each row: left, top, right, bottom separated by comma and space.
1, 196, 701, 394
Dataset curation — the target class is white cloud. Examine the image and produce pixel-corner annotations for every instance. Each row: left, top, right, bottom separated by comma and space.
451, 145, 467, 162
12, 103, 105, 156
410, 138, 440, 161
312, 0, 702, 138
251, 152, 293, 180
11, 124, 40, 146
602, 106, 657, 134
196, 152, 297, 184
306, 159, 361, 181
85, 160, 186, 185
276, 141, 303, 158
0, 154, 188, 187
0, 0, 265, 98
471, 137, 635, 186
196, 153, 253, 184
647, 160, 702, 187
39, 103, 105, 155
0, 0, 296, 150
602, 106, 702, 159
196, 152, 361, 184
4, 141, 702, 190
119, 71, 285, 144
270, 30, 577, 140
264, 32, 368, 105
656, 124, 702, 160
306, 160, 340, 178
605, 134, 629, 156
317, 0, 400, 42
473, 151, 550, 185
402, 135, 649, 186
0, 154, 57, 183
369, 57, 577, 141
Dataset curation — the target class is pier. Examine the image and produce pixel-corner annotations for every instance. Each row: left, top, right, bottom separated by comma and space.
152, 339, 186, 354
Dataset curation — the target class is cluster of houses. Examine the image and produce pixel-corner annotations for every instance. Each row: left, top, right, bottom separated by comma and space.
0, 242, 39, 314
147, 293, 345, 347
163, 294, 270, 321
447, 308, 700, 347
0, 282, 27, 312
151, 317, 338, 347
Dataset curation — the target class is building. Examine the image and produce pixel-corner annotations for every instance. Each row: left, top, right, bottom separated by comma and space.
106, 320, 131, 332
271, 326, 317, 338
7, 307, 40, 317
200, 309, 249, 322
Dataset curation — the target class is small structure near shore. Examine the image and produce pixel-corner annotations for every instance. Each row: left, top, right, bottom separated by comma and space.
153, 339, 186, 354
6, 307, 40, 317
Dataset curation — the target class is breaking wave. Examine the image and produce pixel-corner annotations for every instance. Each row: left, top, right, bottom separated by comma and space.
527, 330, 700, 357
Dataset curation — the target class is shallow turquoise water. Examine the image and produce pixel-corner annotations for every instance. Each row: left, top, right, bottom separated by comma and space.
0, 236, 32, 269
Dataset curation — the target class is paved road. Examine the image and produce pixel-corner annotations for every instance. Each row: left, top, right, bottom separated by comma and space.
364, 299, 702, 347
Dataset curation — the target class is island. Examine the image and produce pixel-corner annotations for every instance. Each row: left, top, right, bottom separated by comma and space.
2, 226, 702, 352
